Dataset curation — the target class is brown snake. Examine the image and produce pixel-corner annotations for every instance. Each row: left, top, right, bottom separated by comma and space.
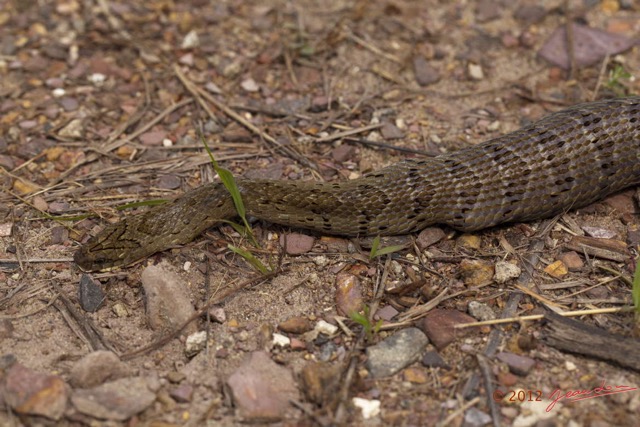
75, 97, 640, 271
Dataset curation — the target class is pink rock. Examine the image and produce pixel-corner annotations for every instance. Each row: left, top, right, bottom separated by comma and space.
280, 233, 315, 255
4, 362, 69, 420
227, 351, 299, 421
139, 130, 167, 146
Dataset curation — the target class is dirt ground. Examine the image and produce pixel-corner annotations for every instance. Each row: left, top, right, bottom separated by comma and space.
1, 0, 640, 426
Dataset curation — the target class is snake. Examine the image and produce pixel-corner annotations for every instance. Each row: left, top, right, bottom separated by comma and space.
74, 97, 640, 271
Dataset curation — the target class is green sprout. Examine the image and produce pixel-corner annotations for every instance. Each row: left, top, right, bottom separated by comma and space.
369, 235, 406, 260
198, 130, 273, 274
605, 64, 631, 96
350, 305, 383, 341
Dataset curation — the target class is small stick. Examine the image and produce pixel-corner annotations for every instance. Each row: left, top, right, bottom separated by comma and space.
454, 306, 630, 329
564, 0, 577, 79
346, 30, 402, 64
174, 65, 317, 170
52, 98, 194, 184
314, 123, 382, 143
591, 53, 610, 101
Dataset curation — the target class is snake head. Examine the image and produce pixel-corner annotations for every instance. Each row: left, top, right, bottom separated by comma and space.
73, 220, 143, 271
74, 240, 127, 272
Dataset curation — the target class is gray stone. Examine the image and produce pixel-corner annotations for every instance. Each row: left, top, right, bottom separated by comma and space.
366, 328, 429, 377
78, 274, 105, 312
467, 301, 496, 322
464, 407, 492, 427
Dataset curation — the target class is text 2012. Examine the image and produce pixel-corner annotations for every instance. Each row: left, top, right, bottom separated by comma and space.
493, 389, 543, 403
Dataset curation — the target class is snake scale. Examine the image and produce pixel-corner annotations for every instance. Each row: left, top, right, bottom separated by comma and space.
75, 97, 640, 271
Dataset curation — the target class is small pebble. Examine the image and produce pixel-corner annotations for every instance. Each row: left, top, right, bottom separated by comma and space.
185, 331, 207, 357
241, 78, 259, 92
494, 261, 521, 283
558, 251, 583, 271
467, 301, 496, 321
59, 97, 79, 111
380, 122, 404, 139
331, 144, 355, 162
226, 351, 298, 421
139, 130, 167, 146
272, 333, 290, 348
468, 63, 484, 80
417, 227, 446, 250
419, 309, 475, 350
280, 233, 314, 255
71, 377, 156, 421
335, 272, 363, 316
413, 56, 440, 86
459, 259, 494, 286
69, 351, 128, 388
457, 234, 481, 249
421, 351, 449, 369
278, 316, 312, 334
352, 397, 381, 419
403, 367, 428, 384
315, 320, 338, 336
181, 30, 199, 49
78, 274, 105, 312
0, 223, 12, 237
496, 352, 536, 376
88, 73, 106, 86
544, 260, 568, 278
375, 305, 399, 321
170, 384, 194, 403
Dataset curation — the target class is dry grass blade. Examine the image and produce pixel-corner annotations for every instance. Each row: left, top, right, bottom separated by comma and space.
633, 257, 640, 314
174, 64, 316, 170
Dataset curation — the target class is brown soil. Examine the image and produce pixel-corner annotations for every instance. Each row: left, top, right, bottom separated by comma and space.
1, 0, 639, 425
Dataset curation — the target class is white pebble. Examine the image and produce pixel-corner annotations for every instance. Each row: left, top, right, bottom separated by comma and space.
468, 63, 484, 80
315, 320, 338, 335
88, 73, 106, 86
52, 88, 66, 97
181, 30, 200, 49
185, 331, 207, 356
272, 333, 290, 347
352, 397, 380, 419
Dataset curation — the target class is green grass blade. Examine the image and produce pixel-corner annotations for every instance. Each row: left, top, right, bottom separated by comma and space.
228, 244, 270, 275
198, 129, 258, 246
373, 244, 407, 258
369, 235, 405, 259
202, 141, 246, 219
369, 236, 381, 259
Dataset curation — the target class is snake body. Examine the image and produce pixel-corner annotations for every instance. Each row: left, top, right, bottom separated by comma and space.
75, 97, 640, 271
